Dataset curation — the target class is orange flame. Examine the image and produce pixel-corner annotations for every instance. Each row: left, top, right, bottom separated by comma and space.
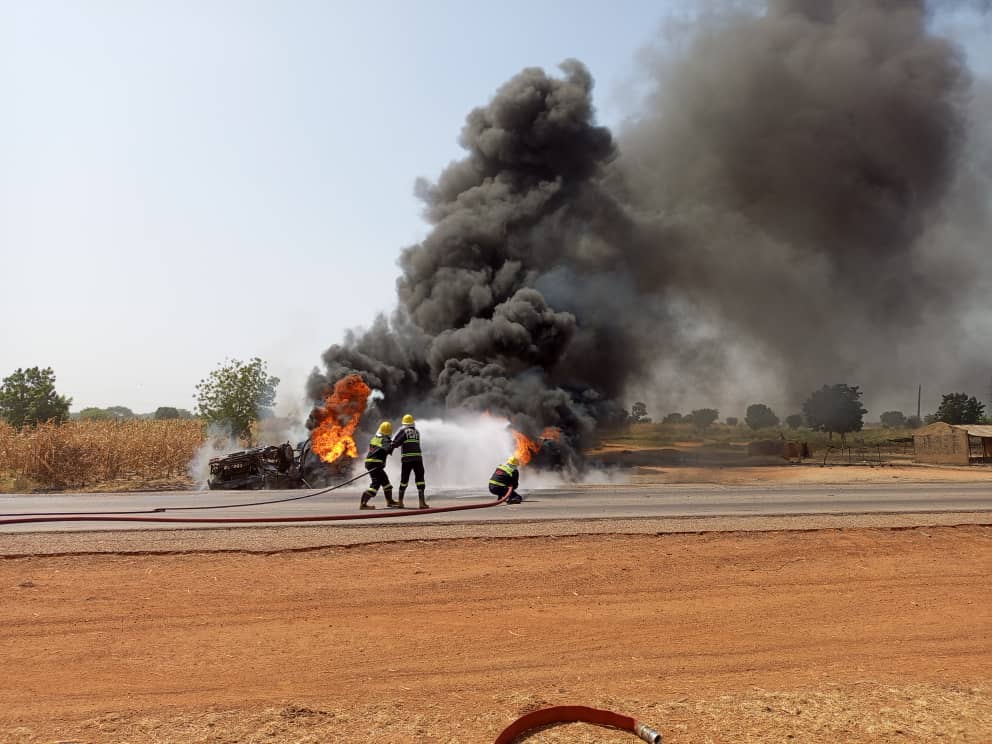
541, 426, 562, 441
512, 431, 542, 465
311, 374, 371, 463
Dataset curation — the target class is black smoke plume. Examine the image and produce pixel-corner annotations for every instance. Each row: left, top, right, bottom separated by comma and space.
309, 0, 988, 459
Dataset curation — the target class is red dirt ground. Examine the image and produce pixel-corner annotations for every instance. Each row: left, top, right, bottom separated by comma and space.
1, 526, 990, 743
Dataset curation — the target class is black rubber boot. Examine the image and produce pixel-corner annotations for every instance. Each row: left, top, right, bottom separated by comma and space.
395, 487, 406, 508
418, 493, 429, 509
360, 491, 376, 510
384, 488, 400, 508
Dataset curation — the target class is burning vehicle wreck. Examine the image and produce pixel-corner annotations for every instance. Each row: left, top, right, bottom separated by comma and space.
207, 443, 297, 490
208, 375, 373, 491
206, 439, 351, 490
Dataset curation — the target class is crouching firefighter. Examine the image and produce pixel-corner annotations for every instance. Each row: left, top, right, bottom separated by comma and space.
391, 413, 428, 509
361, 421, 399, 510
489, 455, 523, 504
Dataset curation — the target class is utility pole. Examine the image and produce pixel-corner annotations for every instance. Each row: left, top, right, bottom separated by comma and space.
917, 384, 922, 423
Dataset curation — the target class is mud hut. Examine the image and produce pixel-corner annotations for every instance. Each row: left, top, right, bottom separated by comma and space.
913, 422, 992, 465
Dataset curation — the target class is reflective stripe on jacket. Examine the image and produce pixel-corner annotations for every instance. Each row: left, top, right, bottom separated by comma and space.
392, 425, 423, 459
488, 462, 518, 489
365, 434, 392, 466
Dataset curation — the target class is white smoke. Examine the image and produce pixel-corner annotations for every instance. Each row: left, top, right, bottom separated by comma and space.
414, 413, 627, 490
416, 415, 516, 489
186, 423, 240, 489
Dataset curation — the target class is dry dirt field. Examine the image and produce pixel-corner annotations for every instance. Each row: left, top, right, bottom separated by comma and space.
2, 525, 990, 743
591, 443, 992, 486
629, 463, 992, 485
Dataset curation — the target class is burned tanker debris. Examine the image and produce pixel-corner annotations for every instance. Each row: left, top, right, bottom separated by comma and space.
307, 1, 988, 465
206, 440, 351, 490
207, 443, 298, 490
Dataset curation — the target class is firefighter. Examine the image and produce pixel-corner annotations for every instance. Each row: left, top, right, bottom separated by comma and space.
489, 455, 523, 504
361, 421, 399, 510
390, 413, 428, 509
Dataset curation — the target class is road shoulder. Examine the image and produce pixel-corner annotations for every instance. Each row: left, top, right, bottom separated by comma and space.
2, 511, 990, 557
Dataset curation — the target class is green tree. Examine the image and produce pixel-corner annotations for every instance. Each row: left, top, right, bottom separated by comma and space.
195, 357, 279, 444
880, 410, 907, 428
0, 367, 72, 429
629, 401, 650, 424
105, 406, 135, 420
906, 415, 922, 428
725, 416, 739, 426
745, 403, 779, 430
802, 384, 867, 441
153, 406, 192, 420
688, 408, 719, 430
662, 412, 683, 424
934, 393, 985, 425
785, 414, 803, 430
78, 407, 112, 421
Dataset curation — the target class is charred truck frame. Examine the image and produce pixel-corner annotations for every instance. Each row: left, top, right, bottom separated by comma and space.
207, 439, 349, 490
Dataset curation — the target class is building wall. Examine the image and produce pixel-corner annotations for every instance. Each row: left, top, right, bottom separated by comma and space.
914, 425, 970, 465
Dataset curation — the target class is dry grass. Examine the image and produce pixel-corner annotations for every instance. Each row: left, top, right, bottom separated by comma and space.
0, 419, 205, 490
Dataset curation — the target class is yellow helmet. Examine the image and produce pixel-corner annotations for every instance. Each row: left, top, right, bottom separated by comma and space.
379, 421, 393, 436
507, 455, 520, 466
402, 414, 415, 425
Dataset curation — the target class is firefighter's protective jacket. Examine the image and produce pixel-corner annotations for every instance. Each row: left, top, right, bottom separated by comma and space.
489, 462, 519, 490
391, 425, 423, 460
365, 433, 392, 467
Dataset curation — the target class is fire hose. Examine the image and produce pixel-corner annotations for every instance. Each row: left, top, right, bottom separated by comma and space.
0, 468, 381, 518
494, 705, 662, 742
0, 472, 512, 525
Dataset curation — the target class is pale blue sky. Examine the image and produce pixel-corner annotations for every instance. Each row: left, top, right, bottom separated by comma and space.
1, 2, 988, 413
1, 0, 679, 412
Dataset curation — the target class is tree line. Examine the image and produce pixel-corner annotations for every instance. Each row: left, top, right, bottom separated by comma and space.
76, 406, 196, 421
628, 385, 988, 440
3, 363, 987, 445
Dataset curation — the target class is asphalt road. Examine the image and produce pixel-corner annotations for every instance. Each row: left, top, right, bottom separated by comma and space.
0, 481, 990, 533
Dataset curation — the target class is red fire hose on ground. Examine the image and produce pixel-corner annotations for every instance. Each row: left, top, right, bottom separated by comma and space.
0, 484, 511, 526
0, 468, 394, 519
0, 468, 519, 526
494, 705, 662, 742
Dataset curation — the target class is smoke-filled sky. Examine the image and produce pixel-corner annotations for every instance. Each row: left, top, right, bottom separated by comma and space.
310, 0, 992, 439
3, 1, 990, 421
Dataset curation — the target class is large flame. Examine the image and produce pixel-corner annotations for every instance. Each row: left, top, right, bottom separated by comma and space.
509, 426, 562, 465
311, 374, 371, 463
512, 431, 542, 465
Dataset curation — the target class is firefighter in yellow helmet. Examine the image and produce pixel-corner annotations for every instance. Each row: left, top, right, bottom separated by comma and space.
489, 454, 523, 504
389, 413, 428, 509
360, 421, 399, 509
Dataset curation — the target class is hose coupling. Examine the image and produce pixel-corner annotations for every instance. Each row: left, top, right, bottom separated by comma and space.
636, 722, 662, 743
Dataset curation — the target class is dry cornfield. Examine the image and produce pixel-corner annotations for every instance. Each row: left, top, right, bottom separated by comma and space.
0, 419, 205, 490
